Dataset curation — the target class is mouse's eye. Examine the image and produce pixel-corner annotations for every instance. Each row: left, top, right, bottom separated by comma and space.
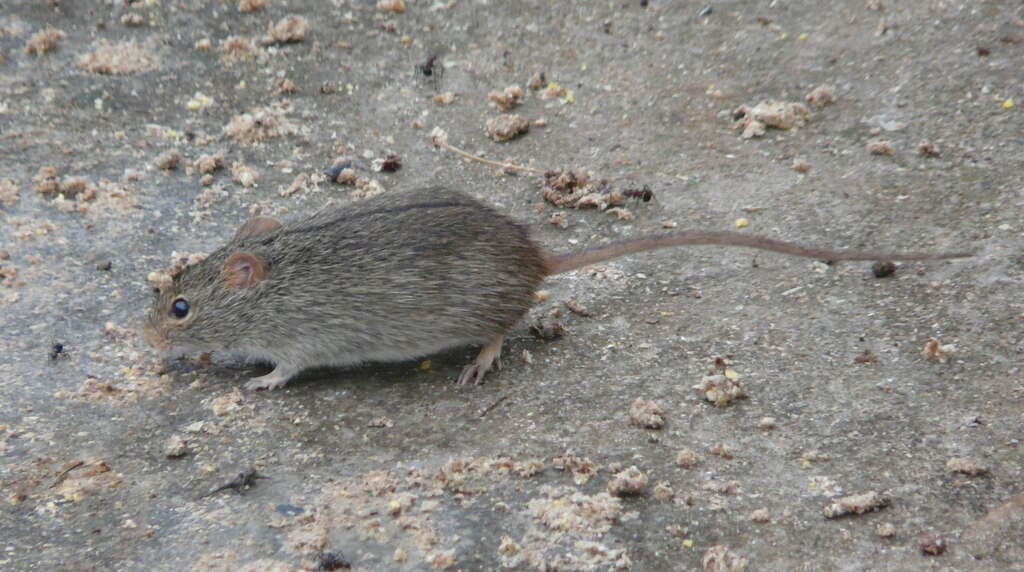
170, 298, 190, 319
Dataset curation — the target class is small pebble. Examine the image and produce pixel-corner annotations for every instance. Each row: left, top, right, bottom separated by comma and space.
872, 261, 897, 278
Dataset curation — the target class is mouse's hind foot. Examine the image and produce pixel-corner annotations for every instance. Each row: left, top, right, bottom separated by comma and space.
457, 336, 504, 385
244, 363, 299, 391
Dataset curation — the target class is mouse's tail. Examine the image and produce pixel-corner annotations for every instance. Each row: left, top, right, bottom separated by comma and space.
543, 230, 973, 276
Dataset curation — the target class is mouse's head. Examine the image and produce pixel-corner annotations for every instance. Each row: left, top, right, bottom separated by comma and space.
142, 216, 282, 357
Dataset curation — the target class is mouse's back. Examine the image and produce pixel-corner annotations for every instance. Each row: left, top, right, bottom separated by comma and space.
167, 187, 547, 367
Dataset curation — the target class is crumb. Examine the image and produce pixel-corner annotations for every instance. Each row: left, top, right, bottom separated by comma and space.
165, 434, 188, 458
946, 457, 989, 476
918, 141, 941, 157
919, 533, 946, 556
733, 100, 810, 138
120, 13, 145, 27
866, 139, 895, 155
799, 450, 831, 467
486, 114, 530, 142
533, 117, 547, 127
78, 40, 157, 74
701, 544, 748, 572
0, 265, 20, 288
707, 443, 733, 460
195, 38, 212, 51
238, 0, 267, 13
823, 491, 891, 518
652, 481, 674, 502
552, 451, 598, 485
273, 78, 297, 94
268, 16, 309, 44
749, 508, 771, 523
1, 179, 21, 208
792, 157, 811, 172
922, 337, 955, 363
24, 27, 65, 56
629, 398, 665, 429
335, 168, 358, 185
529, 312, 565, 340
694, 373, 747, 406
563, 298, 591, 316
539, 82, 568, 100
378, 0, 406, 13
527, 71, 546, 90
393, 548, 407, 563
433, 92, 456, 104
372, 154, 402, 173
368, 416, 394, 428
58, 176, 91, 197
488, 85, 525, 111
225, 107, 296, 143
606, 207, 634, 221
876, 522, 896, 538
154, 149, 183, 171
547, 211, 569, 228
221, 36, 258, 62
279, 173, 308, 197
231, 162, 259, 187
195, 154, 224, 174
33, 167, 61, 195
703, 479, 741, 495
351, 177, 385, 201
757, 417, 776, 430
805, 84, 836, 106
852, 349, 880, 365
675, 448, 702, 468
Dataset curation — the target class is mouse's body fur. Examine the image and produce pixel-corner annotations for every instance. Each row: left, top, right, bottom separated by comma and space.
145, 187, 546, 388
144, 186, 970, 390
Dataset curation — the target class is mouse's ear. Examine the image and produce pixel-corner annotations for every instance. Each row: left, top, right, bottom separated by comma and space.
221, 252, 269, 289
233, 216, 282, 241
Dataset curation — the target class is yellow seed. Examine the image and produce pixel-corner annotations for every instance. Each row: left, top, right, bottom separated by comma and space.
682, 539, 694, 549
1003, 98, 1015, 109
798, 33, 809, 41
735, 218, 749, 228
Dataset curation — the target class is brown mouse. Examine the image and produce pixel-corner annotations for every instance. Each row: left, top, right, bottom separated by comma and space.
143, 186, 971, 390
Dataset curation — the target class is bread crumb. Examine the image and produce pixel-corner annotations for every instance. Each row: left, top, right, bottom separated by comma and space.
606, 207, 634, 221
876, 522, 896, 538
78, 40, 157, 74
823, 491, 891, 518
351, 177, 385, 201
225, 107, 296, 143
917, 141, 941, 157
552, 451, 597, 485
701, 544, 748, 572
33, 166, 61, 195
268, 16, 309, 44
675, 448, 701, 468
749, 508, 771, 523
733, 100, 810, 139
195, 154, 224, 174
165, 434, 188, 458
24, 27, 65, 56
866, 139, 895, 155
154, 149, 183, 171
652, 481, 674, 502
486, 114, 530, 142
946, 457, 989, 476
488, 85, 525, 111
707, 443, 733, 460
607, 466, 647, 496
792, 157, 811, 172
805, 84, 836, 107
120, 13, 146, 27
377, 0, 406, 13
231, 162, 259, 187
694, 373, 747, 406
922, 337, 955, 362
629, 398, 665, 429
221, 36, 259, 63
0, 179, 21, 208
238, 0, 267, 13
757, 417, 776, 430
432, 92, 456, 104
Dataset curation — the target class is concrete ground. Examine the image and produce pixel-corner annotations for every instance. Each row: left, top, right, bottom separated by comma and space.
1, 0, 1022, 570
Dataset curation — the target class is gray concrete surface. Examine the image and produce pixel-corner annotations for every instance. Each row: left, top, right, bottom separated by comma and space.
1, 0, 1022, 570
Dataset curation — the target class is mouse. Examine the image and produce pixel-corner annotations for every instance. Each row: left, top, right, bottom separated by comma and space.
143, 186, 972, 390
